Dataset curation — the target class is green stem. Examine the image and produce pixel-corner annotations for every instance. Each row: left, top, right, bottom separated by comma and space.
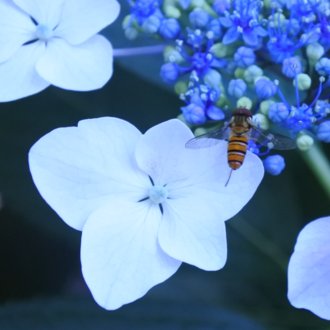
229, 217, 287, 272
300, 144, 330, 200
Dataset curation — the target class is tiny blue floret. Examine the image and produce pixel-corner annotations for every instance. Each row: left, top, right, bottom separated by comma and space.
268, 102, 290, 123
315, 57, 330, 76
159, 18, 181, 39
282, 56, 303, 78
234, 47, 256, 67
160, 63, 180, 83
189, 8, 209, 28
228, 79, 247, 98
255, 78, 277, 99
263, 155, 286, 175
181, 103, 207, 124
316, 121, 330, 142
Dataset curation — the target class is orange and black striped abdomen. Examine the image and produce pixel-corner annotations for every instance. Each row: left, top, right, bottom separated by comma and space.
227, 134, 248, 170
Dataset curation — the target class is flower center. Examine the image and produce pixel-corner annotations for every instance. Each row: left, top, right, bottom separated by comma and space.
148, 185, 168, 204
35, 24, 54, 41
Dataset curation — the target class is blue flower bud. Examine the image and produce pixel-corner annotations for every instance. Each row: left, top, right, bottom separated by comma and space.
206, 105, 225, 120
181, 103, 207, 125
234, 47, 256, 67
213, 0, 230, 14
208, 19, 222, 39
228, 79, 247, 98
160, 63, 179, 83
315, 57, 330, 76
255, 78, 277, 99
159, 18, 181, 39
263, 155, 286, 175
317, 121, 330, 142
282, 56, 303, 78
189, 8, 209, 28
142, 15, 161, 33
268, 102, 290, 123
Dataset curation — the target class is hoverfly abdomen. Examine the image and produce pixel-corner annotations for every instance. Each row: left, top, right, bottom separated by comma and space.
227, 135, 249, 170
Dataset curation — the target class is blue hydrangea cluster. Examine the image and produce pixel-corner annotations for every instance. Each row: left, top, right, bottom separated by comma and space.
124, 0, 330, 175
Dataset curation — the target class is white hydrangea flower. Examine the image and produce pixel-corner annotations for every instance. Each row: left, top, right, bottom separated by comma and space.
0, 0, 120, 102
28, 117, 264, 310
288, 216, 330, 320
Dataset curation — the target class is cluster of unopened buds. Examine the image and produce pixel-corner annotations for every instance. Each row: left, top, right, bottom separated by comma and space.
124, 0, 330, 175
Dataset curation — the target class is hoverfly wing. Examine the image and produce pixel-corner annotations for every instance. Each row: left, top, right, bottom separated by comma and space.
185, 126, 230, 149
249, 127, 296, 150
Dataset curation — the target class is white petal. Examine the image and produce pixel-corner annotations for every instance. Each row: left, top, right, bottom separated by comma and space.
288, 216, 330, 320
0, 42, 49, 102
36, 35, 113, 91
208, 148, 264, 220
13, 0, 64, 28
29, 117, 149, 230
55, 0, 120, 44
0, 0, 36, 62
135, 119, 195, 185
160, 196, 227, 270
81, 199, 181, 310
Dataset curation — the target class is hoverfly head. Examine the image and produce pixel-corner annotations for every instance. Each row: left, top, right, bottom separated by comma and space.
233, 107, 252, 118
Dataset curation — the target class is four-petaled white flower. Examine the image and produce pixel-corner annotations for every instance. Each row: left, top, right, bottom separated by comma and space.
288, 216, 330, 320
0, 0, 120, 102
28, 117, 264, 310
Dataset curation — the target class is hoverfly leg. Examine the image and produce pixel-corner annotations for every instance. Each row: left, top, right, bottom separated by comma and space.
225, 169, 233, 187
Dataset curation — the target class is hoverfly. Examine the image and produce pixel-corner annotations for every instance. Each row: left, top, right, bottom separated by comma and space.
185, 107, 295, 186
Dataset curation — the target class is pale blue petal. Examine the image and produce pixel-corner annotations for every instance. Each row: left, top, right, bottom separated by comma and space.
135, 119, 195, 185
0, 42, 49, 102
54, 0, 120, 44
29, 117, 148, 230
36, 35, 113, 91
158, 143, 264, 270
288, 216, 330, 320
81, 199, 181, 310
13, 0, 64, 28
0, 0, 36, 62
160, 196, 228, 270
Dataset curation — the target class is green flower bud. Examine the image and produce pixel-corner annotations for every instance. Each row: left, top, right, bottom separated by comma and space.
204, 69, 221, 88
164, 46, 184, 63
163, 4, 181, 18
252, 113, 269, 130
297, 134, 314, 151
259, 100, 275, 115
243, 65, 263, 84
191, 0, 206, 7
306, 43, 324, 62
234, 68, 245, 79
210, 43, 228, 58
124, 27, 138, 40
294, 73, 312, 90
194, 127, 208, 136
174, 81, 187, 95
237, 97, 252, 109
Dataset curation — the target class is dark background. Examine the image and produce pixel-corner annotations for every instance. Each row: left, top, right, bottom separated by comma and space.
0, 5, 329, 329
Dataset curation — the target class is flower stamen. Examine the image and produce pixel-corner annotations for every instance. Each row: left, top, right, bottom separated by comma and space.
35, 24, 54, 41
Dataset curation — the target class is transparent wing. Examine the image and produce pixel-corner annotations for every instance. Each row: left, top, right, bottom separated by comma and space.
185, 126, 230, 149
249, 127, 296, 150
